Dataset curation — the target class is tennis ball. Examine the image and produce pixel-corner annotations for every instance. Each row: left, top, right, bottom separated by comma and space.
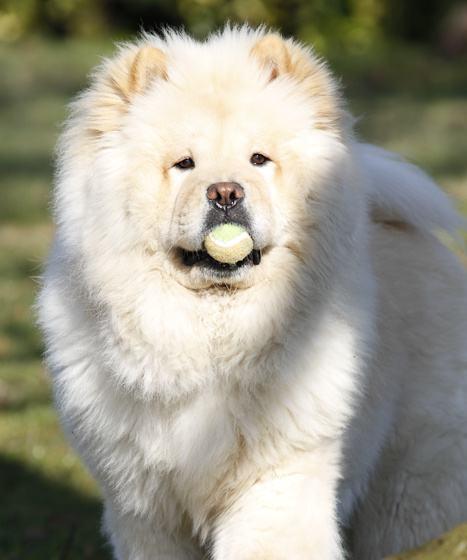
204, 223, 253, 264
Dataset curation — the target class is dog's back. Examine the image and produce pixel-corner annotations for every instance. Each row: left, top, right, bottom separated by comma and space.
340, 146, 467, 558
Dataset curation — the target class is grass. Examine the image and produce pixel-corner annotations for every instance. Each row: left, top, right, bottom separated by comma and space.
0, 37, 114, 560
0, 36, 466, 559
387, 523, 467, 559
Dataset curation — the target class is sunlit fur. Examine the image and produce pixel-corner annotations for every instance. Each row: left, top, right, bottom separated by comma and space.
38, 26, 467, 560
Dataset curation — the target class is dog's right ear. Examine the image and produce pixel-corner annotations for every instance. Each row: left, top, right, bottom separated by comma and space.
83, 44, 167, 135
109, 45, 167, 101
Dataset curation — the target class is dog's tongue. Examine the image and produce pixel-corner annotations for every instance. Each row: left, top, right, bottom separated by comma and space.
204, 224, 254, 264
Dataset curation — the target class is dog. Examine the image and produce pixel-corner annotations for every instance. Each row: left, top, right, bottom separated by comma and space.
38, 26, 467, 559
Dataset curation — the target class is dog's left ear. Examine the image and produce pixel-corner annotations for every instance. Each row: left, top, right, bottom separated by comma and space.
250, 34, 292, 81
250, 33, 343, 130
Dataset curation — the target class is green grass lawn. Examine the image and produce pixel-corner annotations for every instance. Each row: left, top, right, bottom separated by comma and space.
0, 37, 114, 560
0, 37, 466, 559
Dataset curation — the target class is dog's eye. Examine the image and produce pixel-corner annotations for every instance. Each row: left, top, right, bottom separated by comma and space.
174, 157, 195, 170
250, 153, 270, 166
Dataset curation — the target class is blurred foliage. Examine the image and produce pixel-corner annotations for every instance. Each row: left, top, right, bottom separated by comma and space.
0, 0, 464, 53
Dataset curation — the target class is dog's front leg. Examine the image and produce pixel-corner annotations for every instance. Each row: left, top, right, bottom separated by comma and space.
103, 503, 205, 560
212, 449, 343, 560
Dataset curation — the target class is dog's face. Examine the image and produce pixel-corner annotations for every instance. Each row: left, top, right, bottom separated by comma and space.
125, 75, 285, 286
65, 31, 348, 290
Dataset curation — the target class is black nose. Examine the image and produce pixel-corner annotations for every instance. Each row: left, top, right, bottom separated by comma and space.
206, 182, 244, 210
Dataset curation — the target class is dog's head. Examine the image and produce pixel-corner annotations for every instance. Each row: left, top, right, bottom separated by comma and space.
57, 28, 356, 291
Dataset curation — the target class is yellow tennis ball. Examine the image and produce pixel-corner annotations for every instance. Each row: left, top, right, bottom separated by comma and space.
204, 224, 253, 264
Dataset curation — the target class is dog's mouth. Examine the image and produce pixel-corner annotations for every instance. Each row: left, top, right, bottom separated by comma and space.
179, 248, 262, 272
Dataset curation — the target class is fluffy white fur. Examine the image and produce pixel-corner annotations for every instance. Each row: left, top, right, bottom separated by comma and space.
38, 27, 467, 559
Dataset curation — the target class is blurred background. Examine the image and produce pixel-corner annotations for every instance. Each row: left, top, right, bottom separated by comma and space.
0, 1, 466, 558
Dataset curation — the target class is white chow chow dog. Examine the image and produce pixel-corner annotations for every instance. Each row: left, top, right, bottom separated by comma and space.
37, 26, 467, 559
